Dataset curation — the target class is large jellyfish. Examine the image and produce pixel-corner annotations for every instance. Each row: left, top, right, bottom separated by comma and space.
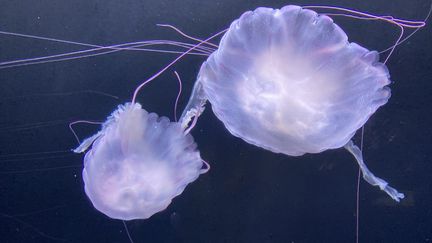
73, 102, 206, 220
181, 5, 405, 201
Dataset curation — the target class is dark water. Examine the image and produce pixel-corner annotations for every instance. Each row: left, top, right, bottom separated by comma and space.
0, 0, 431, 242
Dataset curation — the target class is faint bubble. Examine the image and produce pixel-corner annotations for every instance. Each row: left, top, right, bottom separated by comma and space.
170, 211, 181, 229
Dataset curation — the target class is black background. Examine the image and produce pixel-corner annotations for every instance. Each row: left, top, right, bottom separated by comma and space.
0, 0, 431, 242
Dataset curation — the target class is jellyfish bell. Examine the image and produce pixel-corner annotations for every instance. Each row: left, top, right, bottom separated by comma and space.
182, 5, 404, 201
200, 6, 393, 156
199, 5, 391, 155
74, 102, 204, 220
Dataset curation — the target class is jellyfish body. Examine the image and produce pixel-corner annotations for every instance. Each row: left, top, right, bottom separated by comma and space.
75, 103, 203, 220
182, 5, 404, 201
201, 5, 391, 155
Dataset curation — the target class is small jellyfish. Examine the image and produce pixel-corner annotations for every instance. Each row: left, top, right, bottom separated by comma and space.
74, 102, 205, 220
182, 5, 408, 201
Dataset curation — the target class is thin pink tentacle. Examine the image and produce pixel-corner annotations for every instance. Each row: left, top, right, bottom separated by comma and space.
3, 90, 119, 101
4, 39, 213, 66
0, 154, 73, 163
0, 30, 216, 56
0, 120, 69, 132
323, 12, 419, 27
0, 40, 210, 66
303, 5, 425, 28
200, 159, 211, 174
322, 11, 405, 63
0, 164, 80, 174
307, 8, 407, 63
0, 30, 101, 48
157, 24, 219, 49
0, 40, 212, 69
383, 24, 404, 63
356, 126, 366, 243
0, 212, 66, 241
356, 166, 361, 243
0, 150, 70, 159
122, 221, 134, 243
69, 120, 103, 144
173, 71, 183, 122
380, 2, 432, 53
131, 29, 228, 104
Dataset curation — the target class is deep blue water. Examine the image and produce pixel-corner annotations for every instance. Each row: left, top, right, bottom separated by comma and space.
0, 0, 431, 242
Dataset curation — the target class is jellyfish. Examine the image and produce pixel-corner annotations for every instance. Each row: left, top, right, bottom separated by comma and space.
72, 101, 207, 220
0, 11, 220, 222
181, 5, 414, 202
70, 67, 212, 221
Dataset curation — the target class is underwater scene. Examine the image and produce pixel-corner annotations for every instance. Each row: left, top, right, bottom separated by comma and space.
0, 0, 431, 242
